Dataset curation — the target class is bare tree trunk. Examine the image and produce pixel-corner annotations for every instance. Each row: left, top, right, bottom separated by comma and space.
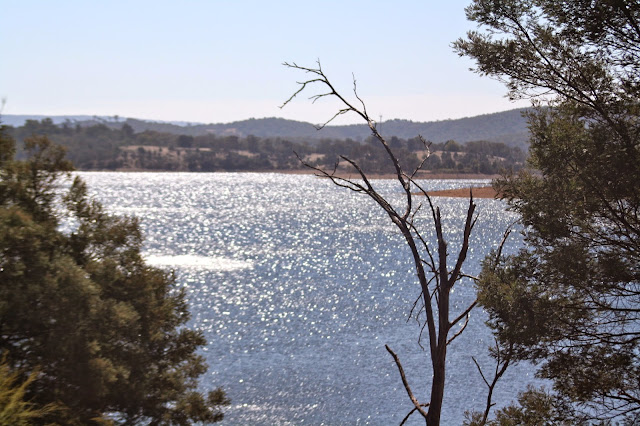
428, 358, 446, 424
283, 61, 501, 425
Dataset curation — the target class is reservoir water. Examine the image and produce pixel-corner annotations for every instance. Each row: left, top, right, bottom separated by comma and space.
78, 172, 535, 425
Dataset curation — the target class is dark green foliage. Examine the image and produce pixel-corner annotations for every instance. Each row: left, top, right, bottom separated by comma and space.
465, 386, 579, 426
457, 0, 640, 421
0, 126, 229, 424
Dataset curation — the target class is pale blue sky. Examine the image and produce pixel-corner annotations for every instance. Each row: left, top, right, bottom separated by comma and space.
1, 1, 528, 124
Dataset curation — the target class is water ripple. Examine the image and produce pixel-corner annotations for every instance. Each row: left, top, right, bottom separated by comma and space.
78, 172, 539, 425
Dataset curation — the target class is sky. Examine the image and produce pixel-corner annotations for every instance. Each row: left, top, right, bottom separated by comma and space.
1, 1, 529, 125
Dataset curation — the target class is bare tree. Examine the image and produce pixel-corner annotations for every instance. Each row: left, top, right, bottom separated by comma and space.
282, 61, 508, 425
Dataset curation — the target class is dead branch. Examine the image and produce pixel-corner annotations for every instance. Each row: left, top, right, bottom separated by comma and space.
447, 311, 472, 346
461, 273, 480, 282
449, 195, 477, 289
400, 404, 431, 426
386, 345, 429, 420
472, 340, 514, 424
494, 223, 516, 265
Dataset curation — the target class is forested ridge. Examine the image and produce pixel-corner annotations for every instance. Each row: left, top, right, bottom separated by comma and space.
3, 108, 530, 146
6, 119, 526, 175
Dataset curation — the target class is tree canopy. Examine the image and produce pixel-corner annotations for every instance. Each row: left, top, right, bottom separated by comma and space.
0, 126, 229, 424
5, 118, 526, 175
455, 0, 640, 421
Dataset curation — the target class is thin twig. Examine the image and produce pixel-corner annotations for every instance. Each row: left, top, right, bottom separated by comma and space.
447, 312, 472, 346
472, 340, 514, 424
399, 404, 430, 426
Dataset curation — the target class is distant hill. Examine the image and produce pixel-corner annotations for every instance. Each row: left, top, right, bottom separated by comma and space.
3, 108, 531, 148
2, 114, 99, 126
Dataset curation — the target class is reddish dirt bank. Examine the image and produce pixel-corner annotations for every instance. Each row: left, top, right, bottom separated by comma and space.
418, 186, 499, 199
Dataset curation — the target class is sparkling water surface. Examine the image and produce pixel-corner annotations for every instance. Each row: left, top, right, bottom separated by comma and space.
78, 172, 535, 425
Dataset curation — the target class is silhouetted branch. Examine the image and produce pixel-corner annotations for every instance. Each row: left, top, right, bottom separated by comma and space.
400, 404, 431, 426
447, 311, 472, 346
472, 340, 514, 424
386, 345, 429, 420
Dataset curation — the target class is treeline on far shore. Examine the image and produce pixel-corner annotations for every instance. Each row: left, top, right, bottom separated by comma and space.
7, 118, 527, 175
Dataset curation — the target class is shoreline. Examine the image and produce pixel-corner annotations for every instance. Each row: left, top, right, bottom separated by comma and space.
92, 168, 499, 181
276, 169, 499, 180
77, 169, 499, 198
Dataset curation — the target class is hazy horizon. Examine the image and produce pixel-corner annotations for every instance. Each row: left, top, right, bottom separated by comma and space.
2, 105, 529, 128
2, 1, 529, 125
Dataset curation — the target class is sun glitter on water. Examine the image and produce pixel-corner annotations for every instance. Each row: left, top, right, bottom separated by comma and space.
145, 254, 253, 271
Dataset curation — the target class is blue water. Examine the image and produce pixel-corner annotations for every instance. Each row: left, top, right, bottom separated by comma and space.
78, 172, 536, 425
